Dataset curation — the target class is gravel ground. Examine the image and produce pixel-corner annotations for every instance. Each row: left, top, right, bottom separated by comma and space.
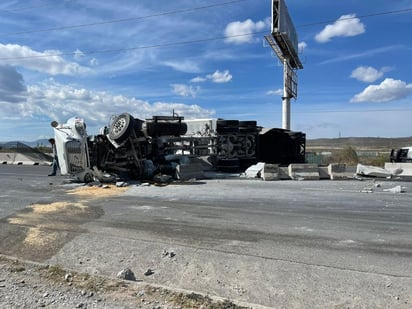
0, 255, 248, 309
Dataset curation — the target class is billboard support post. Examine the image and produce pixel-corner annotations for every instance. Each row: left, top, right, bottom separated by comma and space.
282, 58, 291, 130
265, 0, 302, 131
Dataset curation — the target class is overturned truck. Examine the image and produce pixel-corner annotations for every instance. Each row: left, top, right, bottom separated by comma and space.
51, 113, 305, 182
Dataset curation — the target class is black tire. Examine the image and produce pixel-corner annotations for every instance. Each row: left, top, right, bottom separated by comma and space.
77, 170, 94, 183
239, 120, 258, 133
218, 165, 241, 173
217, 158, 240, 167
217, 120, 239, 134
216, 126, 239, 134
217, 120, 239, 127
239, 120, 257, 127
109, 113, 135, 143
145, 121, 187, 137
217, 158, 240, 172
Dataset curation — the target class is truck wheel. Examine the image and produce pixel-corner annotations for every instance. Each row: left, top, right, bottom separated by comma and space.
239, 120, 259, 133
109, 113, 135, 143
77, 170, 94, 183
216, 120, 239, 134
217, 158, 240, 173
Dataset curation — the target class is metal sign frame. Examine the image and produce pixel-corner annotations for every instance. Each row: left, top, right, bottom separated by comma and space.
265, 0, 303, 130
270, 0, 302, 70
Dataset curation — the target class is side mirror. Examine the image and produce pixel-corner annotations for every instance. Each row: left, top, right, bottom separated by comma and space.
51, 121, 59, 128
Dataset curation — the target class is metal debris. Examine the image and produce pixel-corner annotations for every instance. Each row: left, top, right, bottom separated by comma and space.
383, 185, 406, 194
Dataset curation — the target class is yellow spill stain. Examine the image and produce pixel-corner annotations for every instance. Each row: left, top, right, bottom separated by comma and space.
7, 217, 26, 225
29, 201, 87, 214
7, 201, 90, 249
67, 185, 128, 198
23, 227, 59, 247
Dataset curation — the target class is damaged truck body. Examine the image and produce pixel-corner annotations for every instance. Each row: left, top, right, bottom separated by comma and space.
51, 113, 305, 182
390, 146, 412, 163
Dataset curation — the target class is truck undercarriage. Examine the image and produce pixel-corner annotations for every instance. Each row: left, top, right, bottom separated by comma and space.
52, 113, 306, 182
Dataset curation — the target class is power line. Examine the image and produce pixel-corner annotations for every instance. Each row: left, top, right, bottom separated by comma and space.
1, 0, 248, 36
0, 32, 260, 61
0, 2, 58, 13
0, 6, 411, 62
2, 3, 410, 37
297, 7, 412, 28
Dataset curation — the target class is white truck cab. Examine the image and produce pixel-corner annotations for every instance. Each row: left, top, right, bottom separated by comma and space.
51, 117, 90, 176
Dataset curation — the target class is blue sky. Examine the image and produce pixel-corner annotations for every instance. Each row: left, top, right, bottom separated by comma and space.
0, 0, 411, 141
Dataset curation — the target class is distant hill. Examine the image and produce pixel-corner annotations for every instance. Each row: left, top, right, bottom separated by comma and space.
0, 139, 50, 148
307, 137, 412, 151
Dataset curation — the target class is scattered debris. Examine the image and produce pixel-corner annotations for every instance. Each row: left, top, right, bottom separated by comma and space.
383, 185, 406, 194
360, 187, 374, 193
64, 273, 72, 282
356, 164, 392, 178
116, 268, 136, 281
162, 250, 176, 258
244, 162, 265, 178
86, 181, 102, 187
153, 174, 172, 184
115, 181, 129, 187
144, 269, 154, 276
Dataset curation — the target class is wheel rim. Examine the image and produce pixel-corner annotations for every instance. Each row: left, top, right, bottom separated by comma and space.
112, 118, 127, 135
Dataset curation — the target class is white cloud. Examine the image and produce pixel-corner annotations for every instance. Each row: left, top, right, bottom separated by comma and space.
350, 78, 412, 103
298, 42, 307, 52
224, 19, 266, 44
191, 70, 232, 84
315, 14, 365, 43
350, 66, 385, 83
190, 76, 207, 83
206, 70, 232, 83
73, 49, 84, 61
266, 88, 283, 96
0, 43, 90, 75
162, 60, 200, 73
90, 58, 99, 66
171, 83, 200, 97
15, 80, 213, 128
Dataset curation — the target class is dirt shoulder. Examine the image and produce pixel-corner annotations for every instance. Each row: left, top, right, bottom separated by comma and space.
0, 255, 249, 309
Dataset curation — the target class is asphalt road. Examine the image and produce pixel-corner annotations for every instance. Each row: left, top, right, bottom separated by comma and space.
1, 164, 412, 308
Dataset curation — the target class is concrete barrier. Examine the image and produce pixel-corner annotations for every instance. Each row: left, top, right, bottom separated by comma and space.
384, 162, 412, 178
0, 153, 14, 164
318, 166, 330, 180
0, 152, 50, 166
262, 164, 280, 181
328, 163, 356, 180
244, 163, 290, 180
288, 163, 320, 180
